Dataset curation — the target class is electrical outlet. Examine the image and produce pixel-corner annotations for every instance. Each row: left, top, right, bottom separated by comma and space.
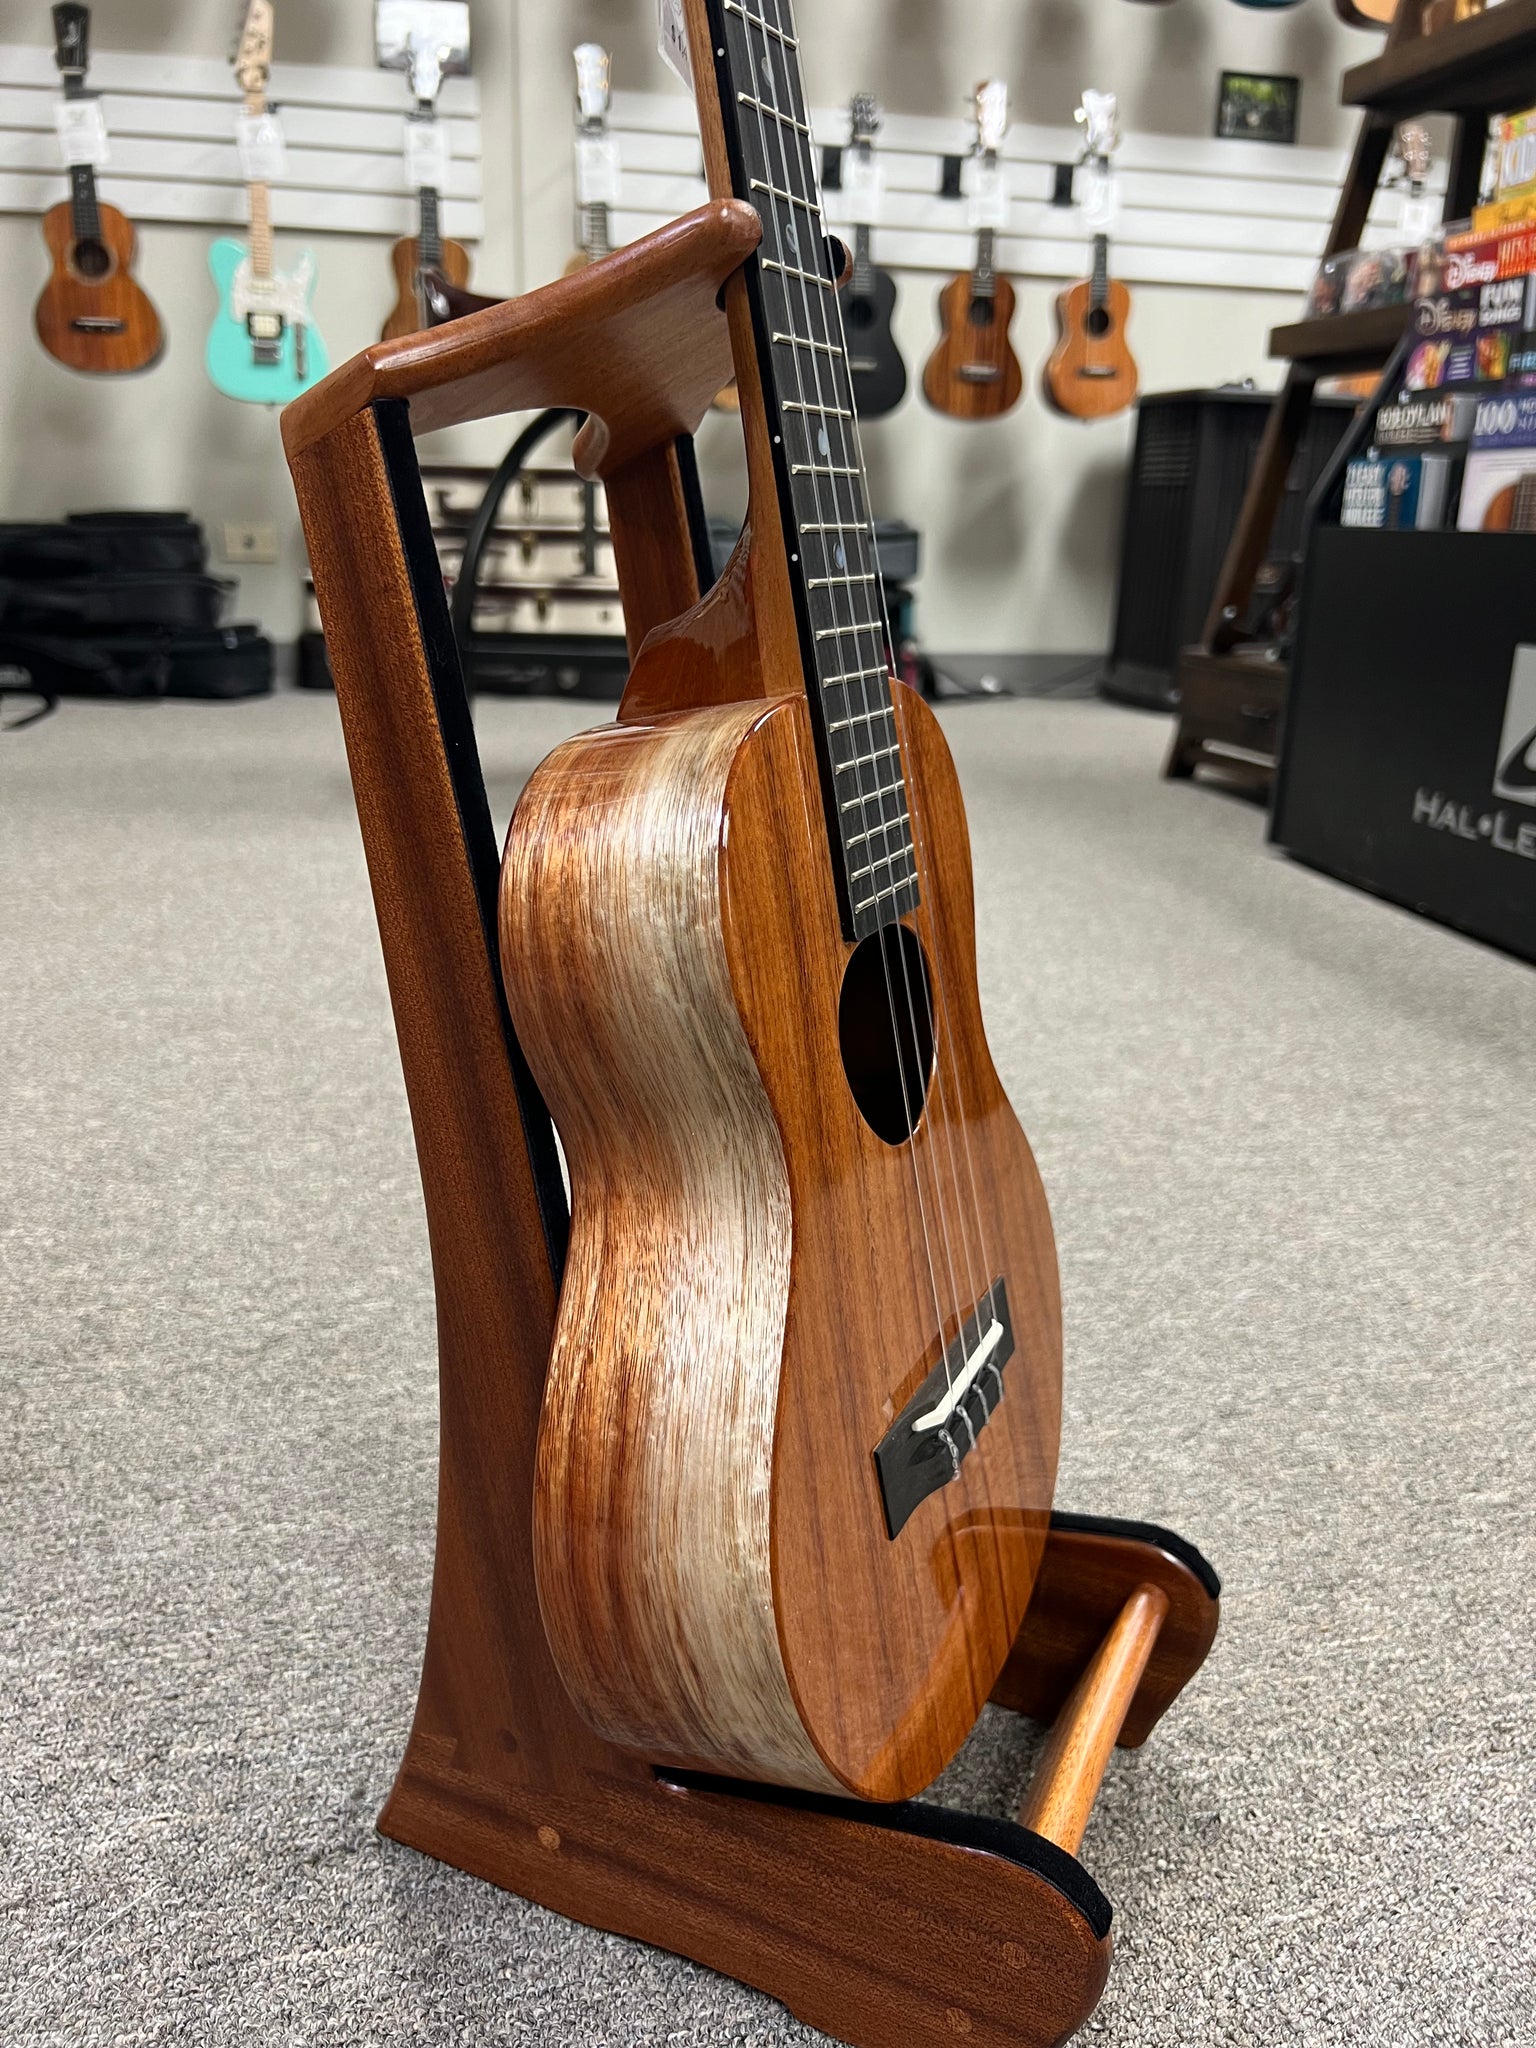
221, 521, 279, 564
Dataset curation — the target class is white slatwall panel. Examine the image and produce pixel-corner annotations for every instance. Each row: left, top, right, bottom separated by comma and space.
0, 43, 483, 240
610, 90, 1444, 296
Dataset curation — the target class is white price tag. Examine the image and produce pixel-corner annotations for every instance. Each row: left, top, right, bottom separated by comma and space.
843, 149, 884, 227
405, 115, 451, 193
1399, 190, 1437, 242
966, 159, 1009, 233
576, 134, 622, 209
55, 97, 108, 170
236, 110, 286, 183
658, 0, 693, 92
1080, 162, 1120, 234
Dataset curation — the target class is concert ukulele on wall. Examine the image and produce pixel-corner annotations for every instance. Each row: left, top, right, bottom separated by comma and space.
499, 0, 1063, 1804
381, 22, 472, 340
34, 3, 163, 375
1042, 91, 1137, 422
839, 93, 907, 419
205, 0, 329, 405
922, 81, 1024, 420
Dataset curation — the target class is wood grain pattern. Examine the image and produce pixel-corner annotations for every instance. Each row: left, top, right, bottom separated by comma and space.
381, 234, 473, 342
282, 201, 758, 469
921, 274, 1024, 420
501, 685, 1063, 1802
1018, 1584, 1168, 1856
1041, 280, 1138, 421
34, 200, 163, 374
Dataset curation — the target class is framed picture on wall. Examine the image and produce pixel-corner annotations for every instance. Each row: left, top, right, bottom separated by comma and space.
1216, 72, 1300, 145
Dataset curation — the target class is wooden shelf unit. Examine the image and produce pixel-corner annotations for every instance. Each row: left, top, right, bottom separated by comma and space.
1164, 0, 1536, 796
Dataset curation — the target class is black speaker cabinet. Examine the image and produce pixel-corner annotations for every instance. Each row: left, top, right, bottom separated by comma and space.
1272, 527, 1536, 963
1102, 389, 1353, 711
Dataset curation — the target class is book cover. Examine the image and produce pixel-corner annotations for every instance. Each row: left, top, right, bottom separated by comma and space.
1374, 392, 1479, 446
1342, 454, 1423, 530
1471, 391, 1536, 450
1456, 447, 1536, 532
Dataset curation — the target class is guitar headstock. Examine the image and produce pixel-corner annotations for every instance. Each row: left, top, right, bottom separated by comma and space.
51, 3, 89, 93
849, 92, 880, 152
574, 43, 612, 134
231, 0, 275, 104
974, 80, 1009, 162
1398, 122, 1433, 186
1075, 89, 1120, 167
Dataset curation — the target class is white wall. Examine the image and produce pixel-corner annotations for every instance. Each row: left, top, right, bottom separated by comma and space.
0, 0, 1390, 655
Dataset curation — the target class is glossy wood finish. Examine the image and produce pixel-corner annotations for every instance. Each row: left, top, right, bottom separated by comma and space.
381, 233, 473, 342
1343, 0, 1536, 114
282, 200, 757, 466
34, 199, 162, 374
502, 685, 1062, 1802
1335, 0, 1397, 24
1018, 1585, 1168, 1856
1042, 280, 1138, 421
922, 274, 1024, 420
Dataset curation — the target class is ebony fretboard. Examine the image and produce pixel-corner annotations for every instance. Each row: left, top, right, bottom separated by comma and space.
706, 0, 917, 941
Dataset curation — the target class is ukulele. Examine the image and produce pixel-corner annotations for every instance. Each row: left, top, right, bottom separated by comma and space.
381, 28, 472, 341
205, 0, 329, 405
921, 83, 1024, 420
1042, 91, 1138, 422
838, 94, 907, 420
500, 0, 1062, 1804
33, 4, 163, 375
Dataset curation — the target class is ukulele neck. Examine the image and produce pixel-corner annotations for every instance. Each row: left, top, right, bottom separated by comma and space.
1090, 233, 1108, 312
703, 0, 917, 940
68, 158, 100, 246
586, 199, 612, 262
852, 220, 873, 301
417, 183, 443, 269
973, 226, 997, 302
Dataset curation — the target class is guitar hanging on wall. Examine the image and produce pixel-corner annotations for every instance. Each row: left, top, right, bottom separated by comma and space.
838, 93, 907, 419
564, 43, 617, 276
381, 23, 472, 340
1041, 90, 1138, 422
206, 0, 329, 405
499, 0, 1063, 1805
922, 82, 1024, 420
34, 3, 163, 375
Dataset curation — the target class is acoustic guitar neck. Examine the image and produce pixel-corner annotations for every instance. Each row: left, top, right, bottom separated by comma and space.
693, 0, 915, 941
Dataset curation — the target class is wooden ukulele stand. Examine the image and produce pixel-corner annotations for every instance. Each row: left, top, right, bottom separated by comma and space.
284, 201, 1220, 2048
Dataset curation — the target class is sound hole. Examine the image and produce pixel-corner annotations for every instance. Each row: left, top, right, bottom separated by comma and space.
1087, 306, 1111, 337
73, 238, 110, 281
846, 296, 875, 329
968, 297, 996, 327
839, 923, 936, 1146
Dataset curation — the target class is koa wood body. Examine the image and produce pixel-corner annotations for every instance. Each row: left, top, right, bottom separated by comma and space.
1042, 277, 1138, 422
503, 687, 1062, 1801
34, 199, 162, 374
922, 272, 1024, 419
381, 234, 472, 341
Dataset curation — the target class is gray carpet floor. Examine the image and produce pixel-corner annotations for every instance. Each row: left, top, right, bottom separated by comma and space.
2, 689, 1532, 2047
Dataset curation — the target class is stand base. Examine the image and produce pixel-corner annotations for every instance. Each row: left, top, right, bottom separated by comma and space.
380, 1512, 1219, 2048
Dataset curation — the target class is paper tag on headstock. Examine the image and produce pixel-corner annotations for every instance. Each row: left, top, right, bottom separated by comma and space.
405, 114, 451, 192
55, 97, 109, 170
1079, 161, 1120, 233
1399, 190, 1437, 242
576, 134, 622, 208
966, 159, 1009, 232
843, 148, 884, 227
658, 0, 693, 92
236, 110, 286, 182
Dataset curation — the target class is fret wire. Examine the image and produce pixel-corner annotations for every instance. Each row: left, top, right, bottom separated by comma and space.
822, 667, 891, 690
849, 848, 916, 886
737, 91, 810, 136
835, 743, 902, 772
748, 177, 819, 215
725, 0, 798, 46
846, 816, 913, 851
809, 573, 879, 591
770, 332, 842, 357
762, 257, 832, 291
827, 704, 895, 735
782, 401, 852, 419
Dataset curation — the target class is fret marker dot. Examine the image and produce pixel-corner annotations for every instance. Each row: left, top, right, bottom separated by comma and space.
786, 221, 800, 255
835, 542, 847, 570
818, 427, 830, 457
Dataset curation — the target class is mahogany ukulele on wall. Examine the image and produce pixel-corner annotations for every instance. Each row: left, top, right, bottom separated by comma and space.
498, 0, 1063, 1804
1042, 91, 1138, 422
381, 17, 472, 341
34, 3, 163, 375
922, 82, 1023, 420
839, 93, 907, 419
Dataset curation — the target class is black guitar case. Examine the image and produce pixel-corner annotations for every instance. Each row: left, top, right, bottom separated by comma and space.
0, 624, 273, 701
0, 573, 233, 633
0, 513, 208, 578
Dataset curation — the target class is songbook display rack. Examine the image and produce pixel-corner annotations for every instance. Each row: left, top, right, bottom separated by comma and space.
283, 203, 1220, 2048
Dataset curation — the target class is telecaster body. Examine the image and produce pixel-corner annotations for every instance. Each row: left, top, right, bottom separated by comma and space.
35, 199, 162, 374
206, 237, 328, 405
502, 686, 1062, 1803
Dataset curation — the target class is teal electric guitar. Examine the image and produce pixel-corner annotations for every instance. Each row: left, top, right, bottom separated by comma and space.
206, 0, 327, 405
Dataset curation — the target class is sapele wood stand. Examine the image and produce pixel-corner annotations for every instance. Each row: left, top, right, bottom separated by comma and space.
284, 205, 1220, 2048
